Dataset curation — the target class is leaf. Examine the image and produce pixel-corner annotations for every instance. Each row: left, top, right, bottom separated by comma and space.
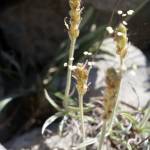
42, 112, 64, 134
59, 115, 68, 136
139, 127, 150, 134
54, 92, 74, 103
84, 115, 96, 123
44, 89, 61, 111
121, 112, 137, 124
68, 105, 93, 113
72, 138, 97, 150
127, 142, 132, 150
0, 97, 12, 112
54, 92, 65, 100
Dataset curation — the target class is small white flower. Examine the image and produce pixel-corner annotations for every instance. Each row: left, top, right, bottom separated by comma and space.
83, 51, 92, 56
88, 52, 92, 56
90, 24, 96, 32
122, 20, 128, 25
106, 26, 114, 34
69, 57, 74, 61
122, 13, 127, 17
88, 61, 95, 66
83, 51, 89, 55
127, 10, 134, 15
69, 65, 77, 70
117, 32, 123, 36
64, 62, 68, 67
117, 10, 123, 15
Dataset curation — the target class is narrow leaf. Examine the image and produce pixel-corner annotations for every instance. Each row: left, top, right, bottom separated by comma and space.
42, 112, 63, 134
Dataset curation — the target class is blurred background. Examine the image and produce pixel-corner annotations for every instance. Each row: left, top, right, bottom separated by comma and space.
0, 0, 150, 149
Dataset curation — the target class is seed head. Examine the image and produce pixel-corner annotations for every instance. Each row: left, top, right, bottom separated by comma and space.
103, 68, 121, 120
73, 63, 89, 95
67, 0, 82, 41
114, 23, 128, 59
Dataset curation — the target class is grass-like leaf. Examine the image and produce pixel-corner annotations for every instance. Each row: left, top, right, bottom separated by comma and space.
0, 97, 12, 112
42, 111, 64, 134
72, 138, 97, 150
44, 89, 61, 111
120, 112, 137, 125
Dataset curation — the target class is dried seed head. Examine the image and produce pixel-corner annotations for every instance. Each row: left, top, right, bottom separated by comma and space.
73, 63, 89, 95
103, 68, 121, 120
114, 23, 128, 59
67, 0, 82, 41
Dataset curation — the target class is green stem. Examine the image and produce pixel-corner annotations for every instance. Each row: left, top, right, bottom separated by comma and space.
98, 121, 107, 150
64, 39, 76, 109
139, 108, 150, 128
79, 94, 86, 150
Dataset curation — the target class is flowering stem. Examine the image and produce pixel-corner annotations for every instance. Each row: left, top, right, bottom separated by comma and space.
79, 94, 86, 150
64, 39, 76, 109
107, 91, 120, 133
98, 121, 107, 150
108, 72, 122, 134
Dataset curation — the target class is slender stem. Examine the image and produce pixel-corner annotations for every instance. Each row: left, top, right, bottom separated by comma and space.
64, 39, 76, 109
98, 121, 107, 150
108, 92, 120, 134
139, 108, 150, 128
108, 70, 122, 134
79, 94, 86, 150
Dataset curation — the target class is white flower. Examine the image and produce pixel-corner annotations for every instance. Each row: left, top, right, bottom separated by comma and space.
83, 51, 92, 56
106, 26, 114, 34
127, 10, 134, 15
88, 61, 95, 66
122, 21, 128, 26
69, 57, 74, 61
117, 10, 123, 15
117, 32, 123, 36
69, 65, 77, 70
83, 51, 88, 55
122, 13, 127, 17
88, 52, 92, 56
64, 62, 68, 67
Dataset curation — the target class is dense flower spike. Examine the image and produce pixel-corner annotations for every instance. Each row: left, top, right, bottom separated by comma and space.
103, 68, 121, 120
72, 63, 89, 150
114, 23, 128, 59
73, 63, 89, 95
64, 0, 82, 108
68, 0, 82, 40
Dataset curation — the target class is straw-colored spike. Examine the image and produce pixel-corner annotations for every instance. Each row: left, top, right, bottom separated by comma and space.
114, 23, 128, 60
68, 0, 82, 41
103, 68, 121, 120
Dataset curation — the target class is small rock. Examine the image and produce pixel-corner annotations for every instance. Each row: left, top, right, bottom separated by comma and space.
0, 143, 7, 150
87, 38, 150, 111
